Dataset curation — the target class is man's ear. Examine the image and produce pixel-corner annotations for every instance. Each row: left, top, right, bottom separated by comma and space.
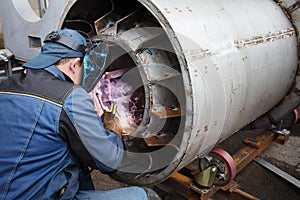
69, 58, 81, 74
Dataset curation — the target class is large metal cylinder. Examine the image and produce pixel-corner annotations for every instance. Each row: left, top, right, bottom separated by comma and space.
0, 0, 298, 185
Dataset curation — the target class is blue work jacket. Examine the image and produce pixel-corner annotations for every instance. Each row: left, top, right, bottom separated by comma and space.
0, 66, 124, 200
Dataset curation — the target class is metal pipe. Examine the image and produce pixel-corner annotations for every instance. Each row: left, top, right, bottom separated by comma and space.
255, 157, 300, 189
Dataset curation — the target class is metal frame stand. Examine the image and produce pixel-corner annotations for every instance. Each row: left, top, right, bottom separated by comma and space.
155, 130, 289, 200
0, 49, 13, 78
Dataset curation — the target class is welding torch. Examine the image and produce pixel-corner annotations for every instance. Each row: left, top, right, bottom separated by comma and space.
108, 103, 117, 118
101, 103, 123, 138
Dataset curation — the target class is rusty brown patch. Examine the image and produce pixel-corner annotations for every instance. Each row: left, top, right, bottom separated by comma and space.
235, 28, 296, 49
164, 8, 170, 14
186, 7, 193, 12
204, 125, 209, 132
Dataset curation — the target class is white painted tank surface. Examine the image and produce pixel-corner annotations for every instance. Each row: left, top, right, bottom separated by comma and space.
0, 0, 298, 185
94, 0, 298, 185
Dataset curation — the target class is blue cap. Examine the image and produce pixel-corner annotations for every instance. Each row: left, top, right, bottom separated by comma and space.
23, 29, 87, 69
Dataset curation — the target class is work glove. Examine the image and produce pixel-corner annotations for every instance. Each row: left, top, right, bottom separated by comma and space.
89, 89, 104, 116
102, 112, 123, 138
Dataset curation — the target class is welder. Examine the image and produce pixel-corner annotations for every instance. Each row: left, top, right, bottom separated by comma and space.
0, 29, 159, 200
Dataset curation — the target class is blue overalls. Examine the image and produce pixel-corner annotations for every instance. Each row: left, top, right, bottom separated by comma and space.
0, 66, 147, 200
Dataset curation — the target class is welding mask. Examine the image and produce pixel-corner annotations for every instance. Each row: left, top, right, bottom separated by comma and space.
23, 29, 109, 92
82, 42, 109, 92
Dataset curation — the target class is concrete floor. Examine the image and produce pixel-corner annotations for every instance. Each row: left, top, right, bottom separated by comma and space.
92, 124, 300, 200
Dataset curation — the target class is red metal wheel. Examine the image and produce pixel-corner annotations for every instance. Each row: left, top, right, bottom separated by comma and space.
199, 148, 236, 186
293, 109, 298, 126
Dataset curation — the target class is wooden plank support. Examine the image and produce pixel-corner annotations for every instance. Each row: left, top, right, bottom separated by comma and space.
233, 130, 277, 173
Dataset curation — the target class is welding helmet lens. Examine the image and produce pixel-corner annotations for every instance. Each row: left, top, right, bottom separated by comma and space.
82, 42, 109, 92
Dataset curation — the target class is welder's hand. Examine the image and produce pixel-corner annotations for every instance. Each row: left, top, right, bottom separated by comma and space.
102, 112, 123, 138
89, 89, 103, 116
